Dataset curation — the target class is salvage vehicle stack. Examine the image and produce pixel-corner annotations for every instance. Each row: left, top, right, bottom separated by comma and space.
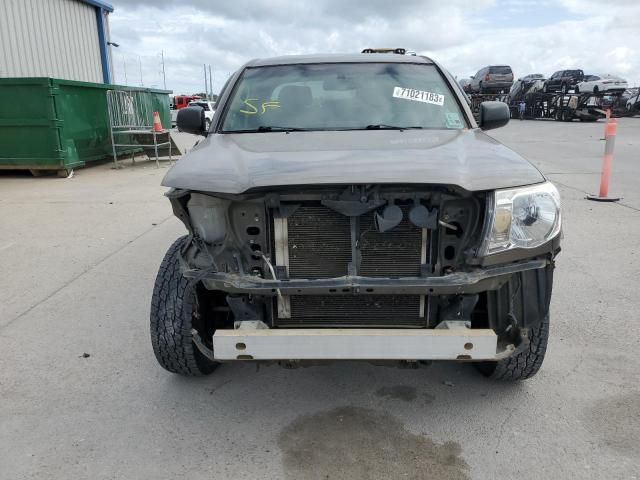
463, 64, 632, 121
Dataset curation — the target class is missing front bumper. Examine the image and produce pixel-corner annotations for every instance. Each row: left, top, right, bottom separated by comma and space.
212, 328, 506, 361
185, 259, 547, 295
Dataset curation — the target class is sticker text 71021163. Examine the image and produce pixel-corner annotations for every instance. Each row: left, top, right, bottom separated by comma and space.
392, 87, 444, 106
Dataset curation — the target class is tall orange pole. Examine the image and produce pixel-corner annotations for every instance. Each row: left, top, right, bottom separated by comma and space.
588, 118, 620, 202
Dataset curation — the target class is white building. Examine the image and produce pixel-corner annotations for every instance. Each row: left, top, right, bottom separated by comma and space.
0, 0, 115, 83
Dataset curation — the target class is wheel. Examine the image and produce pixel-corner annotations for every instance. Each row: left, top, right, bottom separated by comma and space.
476, 313, 550, 381
593, 86, 599, 94
479, 82, 484, 94
561, 83, 569, 94
574, 85, 579, 93
150, 236, 218, 376
205, 119, 211, 131
543, 83, 548, 93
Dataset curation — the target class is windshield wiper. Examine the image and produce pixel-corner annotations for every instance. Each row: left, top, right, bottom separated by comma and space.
255, 126, 310, 132
365, 124, 424, 130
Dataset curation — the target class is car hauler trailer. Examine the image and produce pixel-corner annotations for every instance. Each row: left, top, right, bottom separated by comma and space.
466, 93, 509, 121
508, 91, 624, 122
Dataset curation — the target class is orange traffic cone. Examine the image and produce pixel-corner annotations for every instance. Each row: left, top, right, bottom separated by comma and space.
152, 111, 163, 132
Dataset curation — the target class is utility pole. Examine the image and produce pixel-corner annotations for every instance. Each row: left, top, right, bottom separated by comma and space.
204, 64, 208, 99
208, 65, 213, 100
138, 55, 143, 87
123, 58, 128, 84
161, 50, 166, 90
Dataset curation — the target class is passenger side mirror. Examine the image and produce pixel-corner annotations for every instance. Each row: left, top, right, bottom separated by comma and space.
479, 101, 510, 130
177, 106, 206, 135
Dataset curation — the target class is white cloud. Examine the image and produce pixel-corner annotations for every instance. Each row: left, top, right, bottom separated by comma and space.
107, 0, 640, 93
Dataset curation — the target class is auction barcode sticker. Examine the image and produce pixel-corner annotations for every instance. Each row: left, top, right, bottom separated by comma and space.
392, 87, 444, 106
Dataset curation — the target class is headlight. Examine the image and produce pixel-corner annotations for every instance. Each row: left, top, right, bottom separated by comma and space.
480, 181, 561, 255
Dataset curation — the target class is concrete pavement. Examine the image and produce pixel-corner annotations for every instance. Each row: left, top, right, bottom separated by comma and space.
1, 121, 639, 479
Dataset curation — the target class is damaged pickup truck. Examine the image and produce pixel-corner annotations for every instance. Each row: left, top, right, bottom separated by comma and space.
151, 53, 561, 381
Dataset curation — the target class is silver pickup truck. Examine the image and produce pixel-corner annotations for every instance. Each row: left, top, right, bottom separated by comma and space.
150, 52, 561, 381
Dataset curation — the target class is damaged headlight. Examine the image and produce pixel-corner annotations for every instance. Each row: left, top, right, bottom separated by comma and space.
188, 193, 230, 244
481, 181, 561, 255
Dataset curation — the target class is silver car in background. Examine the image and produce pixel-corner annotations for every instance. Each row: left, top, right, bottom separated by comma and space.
469, 65, 514, 93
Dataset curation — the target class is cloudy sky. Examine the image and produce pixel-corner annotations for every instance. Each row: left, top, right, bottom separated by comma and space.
107, 0, 640, 94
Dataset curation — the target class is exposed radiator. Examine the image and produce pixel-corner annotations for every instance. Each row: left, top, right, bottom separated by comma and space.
274, 202, 427, 327
287, 205, 351, 279
286, 204, 423, 279
280, 295, 425, 327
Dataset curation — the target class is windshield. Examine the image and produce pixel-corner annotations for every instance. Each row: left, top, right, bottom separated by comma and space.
220, 63, 466, 132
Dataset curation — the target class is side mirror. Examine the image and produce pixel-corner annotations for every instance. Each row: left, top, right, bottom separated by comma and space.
177, 106, 206, 135
479, 101, 510, 130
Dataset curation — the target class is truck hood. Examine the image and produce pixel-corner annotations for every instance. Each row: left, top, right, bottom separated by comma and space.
162, 129, 545, 193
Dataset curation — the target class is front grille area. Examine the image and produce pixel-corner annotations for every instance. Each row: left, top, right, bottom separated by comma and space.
279, 295, 425, 327
287, 205, 351, 279
276, 202, 426, 327
359, 207, 423, 277
286, 204, 423, 279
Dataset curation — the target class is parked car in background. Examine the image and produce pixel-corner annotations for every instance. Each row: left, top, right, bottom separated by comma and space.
543, 70, 584, 94
186, 100, 216, 130
626, 89, 640, 112
458, 77, 472, 93
620, 87, 638, 105
509, 74, 546, 102
170, 95, 203, 127
469, 65, 514, 93
521, 74, 545, 82
576, 74, 628, 94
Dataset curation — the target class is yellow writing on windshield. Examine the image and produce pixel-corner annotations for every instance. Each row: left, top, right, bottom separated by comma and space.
240, 99, 281, 115
261, 101, 280, 113
239, 98, 258, 115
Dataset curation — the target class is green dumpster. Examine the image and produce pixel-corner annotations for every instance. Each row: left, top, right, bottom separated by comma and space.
0, 77, 171, 174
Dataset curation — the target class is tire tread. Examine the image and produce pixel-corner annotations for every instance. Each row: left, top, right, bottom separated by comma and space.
479, 314, 549, 381
150, 236, 217, 376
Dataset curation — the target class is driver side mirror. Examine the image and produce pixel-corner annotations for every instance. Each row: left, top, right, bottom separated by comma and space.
479, 101, 510, 130
177, 106, 207, 136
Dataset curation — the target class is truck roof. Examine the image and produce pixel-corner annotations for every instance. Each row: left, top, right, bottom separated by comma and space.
246, 53, 434, 67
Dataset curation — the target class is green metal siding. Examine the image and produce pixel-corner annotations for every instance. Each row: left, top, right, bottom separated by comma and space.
0, 77, 171, 171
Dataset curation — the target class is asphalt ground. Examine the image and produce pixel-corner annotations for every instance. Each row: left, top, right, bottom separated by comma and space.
1, 118, 639, 479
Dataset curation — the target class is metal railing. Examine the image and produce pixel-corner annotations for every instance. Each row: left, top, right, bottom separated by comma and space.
106, 89, 172, 168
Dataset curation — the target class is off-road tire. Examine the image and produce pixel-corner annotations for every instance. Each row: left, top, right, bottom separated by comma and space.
150, 236, 218, 376
475, 314, 549, 381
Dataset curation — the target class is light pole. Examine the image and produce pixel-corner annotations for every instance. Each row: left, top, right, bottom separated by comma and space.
106, 41, 119, 84
161, 51, 167, 90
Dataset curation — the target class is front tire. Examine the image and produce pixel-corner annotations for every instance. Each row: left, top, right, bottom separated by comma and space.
476, 313, 549, 381
150, 236, 218, 376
